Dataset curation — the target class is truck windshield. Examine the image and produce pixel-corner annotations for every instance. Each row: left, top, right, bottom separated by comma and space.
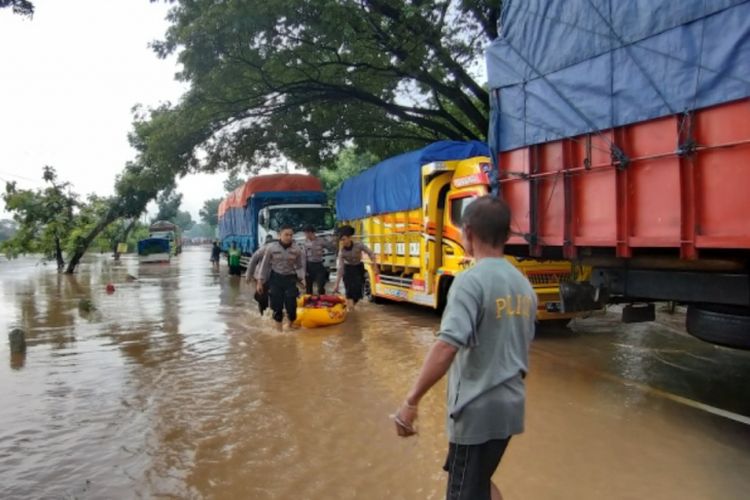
450, 196, 478, 227
268, 207, 335, 232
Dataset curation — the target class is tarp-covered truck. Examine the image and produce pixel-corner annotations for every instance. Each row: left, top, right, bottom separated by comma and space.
486, 0, 750, 348
138, 220, 181, 263
336, 140, 593, 322
218, 174, 336, 266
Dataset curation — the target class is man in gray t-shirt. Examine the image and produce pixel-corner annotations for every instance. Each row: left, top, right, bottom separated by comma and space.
393, 196, 536, 500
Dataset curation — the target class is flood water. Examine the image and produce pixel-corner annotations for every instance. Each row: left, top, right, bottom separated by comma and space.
1, 247, 749, 499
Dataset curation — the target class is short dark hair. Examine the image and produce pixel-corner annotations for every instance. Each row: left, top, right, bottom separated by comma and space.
303, 225, 316, 233
461, 195, 511, 247
280, 224, 294, 232
338, 225, 355, 238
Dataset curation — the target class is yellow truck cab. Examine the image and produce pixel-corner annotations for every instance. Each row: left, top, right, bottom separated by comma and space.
336, 141, 589, 321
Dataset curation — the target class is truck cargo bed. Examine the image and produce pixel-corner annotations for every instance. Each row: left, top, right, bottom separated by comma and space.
499, 99, 750, 260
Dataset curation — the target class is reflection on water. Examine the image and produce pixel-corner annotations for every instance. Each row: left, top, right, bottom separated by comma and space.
1, 249, 749, 499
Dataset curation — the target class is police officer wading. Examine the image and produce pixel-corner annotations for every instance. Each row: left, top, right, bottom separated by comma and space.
246, 235, 275, 315
303, 225, 336, 296
257, 225, 306, 328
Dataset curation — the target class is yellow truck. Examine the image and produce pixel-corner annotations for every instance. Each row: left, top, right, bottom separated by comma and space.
335, 141, 588, 322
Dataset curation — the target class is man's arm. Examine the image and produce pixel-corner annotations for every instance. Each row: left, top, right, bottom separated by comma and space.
393, 340, 457, 436
406, 340, 458, 406
296, 246, 306, 282
256, 248, 273, 293
246, 249, 263, 282
361, 243, 379, 274
333, 253, 344, 291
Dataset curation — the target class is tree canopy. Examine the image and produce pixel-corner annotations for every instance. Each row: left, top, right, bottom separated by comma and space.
0, 0, 34, 17
154, 189, 194, 230
2, 167, 78, 270
199, 198, 221, 228
17, 1, 501, 271
319, 148, 378, 204
146, 0, 499, 172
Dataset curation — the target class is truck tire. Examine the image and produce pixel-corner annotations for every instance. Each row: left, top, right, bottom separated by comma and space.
364, 274, 385, 304
538, 319, 570, 331
686, 304, 750, 350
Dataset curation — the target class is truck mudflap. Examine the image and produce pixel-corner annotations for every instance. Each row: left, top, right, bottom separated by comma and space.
559, 282, 608, 314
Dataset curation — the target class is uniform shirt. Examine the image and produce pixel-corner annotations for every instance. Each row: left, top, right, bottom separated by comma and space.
246, 242, 271, 280
336, 241, 375, 274
228, 247, 241, 267
258, 241, 306, 282
304, 236, 336, 264
437, 257, 536, 445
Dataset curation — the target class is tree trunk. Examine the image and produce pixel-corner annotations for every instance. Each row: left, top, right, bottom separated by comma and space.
114, 218, 138, 261
64, 213, 117, 274
54, 235, 65, 272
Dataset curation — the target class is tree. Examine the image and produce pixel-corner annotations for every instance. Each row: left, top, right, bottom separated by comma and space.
0, 0, 34, 17
63, 98, 218, 274
153, 188, 194, 230
174, 210, 194, 231
146, 0, 499, 173
154, 189, 183, 222
223, 172, 245, 193
2, 166, 78, 270
319, 147, 379, 203
199, 198, 221, 228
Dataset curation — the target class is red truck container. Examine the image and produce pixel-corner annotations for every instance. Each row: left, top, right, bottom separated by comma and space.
487, 1, 750, 348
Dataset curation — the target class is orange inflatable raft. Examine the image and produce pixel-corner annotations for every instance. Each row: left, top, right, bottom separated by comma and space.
295, 294, 348, 328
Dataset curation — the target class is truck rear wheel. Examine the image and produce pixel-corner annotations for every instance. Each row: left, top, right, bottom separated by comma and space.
364, 274, 385, 304
538, 319, 571, 331
686, 304, 750, 350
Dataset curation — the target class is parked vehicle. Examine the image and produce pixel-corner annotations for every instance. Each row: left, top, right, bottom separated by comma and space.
218, 174, 336, 267
138, 220, 181, 263
486, 0, 750, 348
336, 140, 593, 322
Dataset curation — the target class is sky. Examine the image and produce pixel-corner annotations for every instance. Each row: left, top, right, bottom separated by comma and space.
0, 0, 228, 222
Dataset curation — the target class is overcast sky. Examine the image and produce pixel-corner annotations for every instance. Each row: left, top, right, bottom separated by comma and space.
0, 0, 228, 221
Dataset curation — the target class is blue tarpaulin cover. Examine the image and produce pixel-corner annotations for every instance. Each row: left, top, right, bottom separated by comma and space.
137, 238, 170, 255
336, 141, 490, 220
486, 0, 750, 153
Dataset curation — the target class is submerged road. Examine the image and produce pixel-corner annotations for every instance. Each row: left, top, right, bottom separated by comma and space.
1, 247, 748, 499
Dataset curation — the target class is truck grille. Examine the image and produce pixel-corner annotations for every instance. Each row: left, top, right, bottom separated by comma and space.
526, 272, 571, 286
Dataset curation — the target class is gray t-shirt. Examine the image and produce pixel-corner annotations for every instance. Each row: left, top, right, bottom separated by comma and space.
437, 257, 536, 445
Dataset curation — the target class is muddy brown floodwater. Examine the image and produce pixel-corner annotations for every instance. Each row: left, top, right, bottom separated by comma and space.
1, 247, 749, 499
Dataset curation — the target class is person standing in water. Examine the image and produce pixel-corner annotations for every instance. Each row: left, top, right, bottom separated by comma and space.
302, 225, 336, 296
332, 225, 379, 308
210, 240, 221, 271
257, 225, 306, 329
392, 196, 536, 500
227, 242, 242, 276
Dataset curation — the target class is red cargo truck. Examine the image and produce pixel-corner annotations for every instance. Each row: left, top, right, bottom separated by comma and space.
486, 0, 750, 348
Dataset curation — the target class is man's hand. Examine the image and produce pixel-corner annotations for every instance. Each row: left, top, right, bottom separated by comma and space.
256, 282, 265, 295
299, 279, 306, 291
392, 401, 418, 438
